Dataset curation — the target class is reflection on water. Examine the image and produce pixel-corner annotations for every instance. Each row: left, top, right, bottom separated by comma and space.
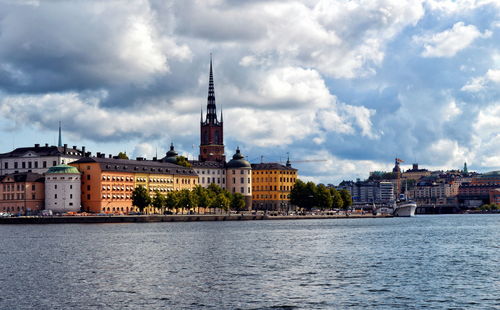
0, 215, 498, 309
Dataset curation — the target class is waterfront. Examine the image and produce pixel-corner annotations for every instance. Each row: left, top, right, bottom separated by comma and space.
0, 215, 498, 309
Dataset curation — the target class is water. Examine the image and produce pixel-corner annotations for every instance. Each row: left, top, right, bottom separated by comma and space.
0, 215, 498, 309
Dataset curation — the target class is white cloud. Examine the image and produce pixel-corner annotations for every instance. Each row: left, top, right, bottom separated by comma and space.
462, 69, 500, 92
414, 22, 491, 58
425, 0, 500, 14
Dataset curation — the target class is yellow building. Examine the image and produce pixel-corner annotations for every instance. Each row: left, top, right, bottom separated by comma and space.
70, 156, 198, 213
251, 162, 298, 211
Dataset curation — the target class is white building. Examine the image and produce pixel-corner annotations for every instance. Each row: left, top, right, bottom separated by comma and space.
45, 164, 81, 213
226, 148, 252, 209
0, 144, 85, 176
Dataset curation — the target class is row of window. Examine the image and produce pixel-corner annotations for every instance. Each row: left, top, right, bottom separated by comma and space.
196, 170, 225, 175
253, 185, 292, 191
254, 177, 296, 183
231, 187, 251, 194
200, 177, 225, 184
2, 184, 36, 191
254, 171, 295, 175
3, 160, 60, 170
254, 194, 290, 199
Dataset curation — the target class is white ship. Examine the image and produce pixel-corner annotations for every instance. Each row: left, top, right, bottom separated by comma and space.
393, 201, 417, 217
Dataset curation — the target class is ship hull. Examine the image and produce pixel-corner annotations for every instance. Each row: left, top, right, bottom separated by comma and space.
393, 202, 417, 217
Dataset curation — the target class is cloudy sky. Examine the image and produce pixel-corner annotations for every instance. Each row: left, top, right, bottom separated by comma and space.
0, 0, 499, 184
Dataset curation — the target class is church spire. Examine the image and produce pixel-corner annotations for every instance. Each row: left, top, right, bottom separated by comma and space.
58, 121, 62, 147
206, 54, 218, 124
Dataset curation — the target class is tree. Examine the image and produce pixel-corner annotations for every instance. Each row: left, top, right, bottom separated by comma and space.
330, 187, 344, 210
165, 191, 179, 214
315, 184, 333, 210
212, 192, 230, 214
175, 156, 192, 168
132, 185, 151, 214
117, 152, 129, 159
304, 182, 317, 210
339, 189, 352, 210
193, 185, 211, 214
290, 180, 307, 209
152, 190, 166, 214
230, 192, 246, 211
178, 189, 196, 214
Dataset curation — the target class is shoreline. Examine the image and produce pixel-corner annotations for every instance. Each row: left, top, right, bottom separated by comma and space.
0, 213, 392, 224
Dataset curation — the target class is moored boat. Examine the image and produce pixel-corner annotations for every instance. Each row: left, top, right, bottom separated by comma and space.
393, 201, 417, 217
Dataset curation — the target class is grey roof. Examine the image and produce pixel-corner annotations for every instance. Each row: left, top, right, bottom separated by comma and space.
71, 157, 197, 176
190, 160, 226, 169
227, 148, 251, 169
0, 145, 83, 158
0, 172, 45, 183
251, 163, 297, 171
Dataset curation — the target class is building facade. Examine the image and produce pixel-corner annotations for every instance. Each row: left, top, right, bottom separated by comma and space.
251, 161, 297, 211
0, 144, 85, 176
0, 172, 45, 214
45, 164, 81, 213
226, 148, 252, 209
70, 156, 198, 213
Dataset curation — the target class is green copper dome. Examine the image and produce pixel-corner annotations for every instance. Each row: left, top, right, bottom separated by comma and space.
227, 147, 251, 169
46, 164, 80, 174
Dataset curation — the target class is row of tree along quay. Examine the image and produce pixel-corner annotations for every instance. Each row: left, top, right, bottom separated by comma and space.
131, 183, 246, 215
290, 180, 353, 213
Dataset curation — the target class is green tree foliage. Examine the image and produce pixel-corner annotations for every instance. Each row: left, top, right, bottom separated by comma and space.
339, 189, 352, 209
175, 156, 192, 167
230, 192, 247, 211
116, 152, 129, 159
213, 192, 231, 213
193, 185, 211, 213
178, 189, 196, 214
152, 190, 166, 214
330, 187, 344, 210
290, 180, 307, 209
315, 184, 333, 210
131, 185, 151, 213
165, 191, 179, 213
304, 182, 317, 210
368, 171, 397, 181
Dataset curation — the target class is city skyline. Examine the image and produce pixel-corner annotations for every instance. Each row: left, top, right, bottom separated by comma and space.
0, 1, 499, 184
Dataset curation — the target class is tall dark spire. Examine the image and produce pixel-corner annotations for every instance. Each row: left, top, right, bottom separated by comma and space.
58, 121, 62, 147
206, 54, 218, 124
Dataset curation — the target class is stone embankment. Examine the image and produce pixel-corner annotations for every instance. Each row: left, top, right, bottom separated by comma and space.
0, 213, 392, 224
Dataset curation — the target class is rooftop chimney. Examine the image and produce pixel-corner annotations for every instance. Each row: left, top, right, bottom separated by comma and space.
413, 163, 418, 170
63, 144, 67, 153
73, 145, 77, 150
34, 144, 40, 148
82, 146, 86, 156
109, 154, 112, 158
45, 143, 49, 147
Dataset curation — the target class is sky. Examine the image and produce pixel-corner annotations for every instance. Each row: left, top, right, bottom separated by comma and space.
0, 0, 499, 184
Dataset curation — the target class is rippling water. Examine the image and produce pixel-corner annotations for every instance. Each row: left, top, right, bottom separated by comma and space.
0, 215, 498, 309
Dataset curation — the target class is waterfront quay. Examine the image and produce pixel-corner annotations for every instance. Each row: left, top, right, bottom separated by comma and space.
0, 213, 391, 224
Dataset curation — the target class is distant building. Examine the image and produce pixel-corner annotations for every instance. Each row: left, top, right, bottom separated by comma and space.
251, 160, 297, 211
0, 144, 85, 176
70, 156, 198, 213
402, 163, 431, 181
0, 172, 45, 214
458, 171, 500, 207
226, 148, 252, 210
340, 180, 395, 204
44, 164, 81, 213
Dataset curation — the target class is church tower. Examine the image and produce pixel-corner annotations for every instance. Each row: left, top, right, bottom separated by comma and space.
199, 56, 225, 162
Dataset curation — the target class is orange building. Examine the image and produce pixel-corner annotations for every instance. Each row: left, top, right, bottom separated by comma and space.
0, 172, 45, 214
70, 156, 198, 213
251, 162, 298, 211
